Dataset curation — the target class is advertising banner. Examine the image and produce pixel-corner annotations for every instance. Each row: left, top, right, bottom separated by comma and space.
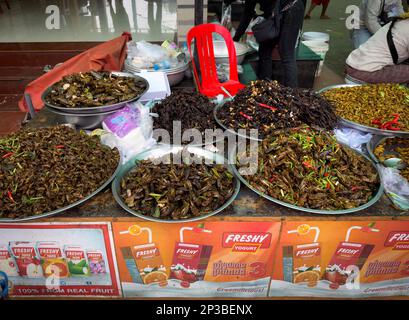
112, 220, 280, 298
270, 220, 409, 298
0, 222, 121, 298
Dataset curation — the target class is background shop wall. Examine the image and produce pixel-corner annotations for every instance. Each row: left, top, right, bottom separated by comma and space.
177, 0, 208, 43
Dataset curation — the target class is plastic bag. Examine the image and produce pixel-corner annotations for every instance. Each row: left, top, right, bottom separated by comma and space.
102, 102, 156, 164
378, 165, 409, 210
216, 63, 243, 83
221, 5, 232, 31
334, 127, 372, 152
127, 40, 179, 70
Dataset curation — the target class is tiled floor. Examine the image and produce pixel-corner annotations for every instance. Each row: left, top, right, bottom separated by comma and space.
0, 0, 177, 43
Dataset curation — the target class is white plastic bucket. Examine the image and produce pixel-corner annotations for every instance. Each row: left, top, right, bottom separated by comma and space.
301, 40, 330, 77
302, 32, 330, 43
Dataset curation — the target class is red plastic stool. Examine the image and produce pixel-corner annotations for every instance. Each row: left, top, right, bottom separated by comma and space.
187, 24, 245, 98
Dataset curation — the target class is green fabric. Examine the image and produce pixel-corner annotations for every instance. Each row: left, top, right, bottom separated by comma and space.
297, 42, 323, 61
244, 42, 323, 62
239, 62, 258, 84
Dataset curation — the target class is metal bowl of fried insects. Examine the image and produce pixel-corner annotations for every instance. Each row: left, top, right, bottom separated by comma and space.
42, 71, 149, 115
0, 126, 122, 222
214, 100, 263, 142
229, 129, 383, 215
112, 145, 240, 222
319, 84, 409, 138
367, 135, 409, 170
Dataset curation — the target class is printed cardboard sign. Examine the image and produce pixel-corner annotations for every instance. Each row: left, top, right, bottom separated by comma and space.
0, 223, 121, 297
113, 221, 280, 298
270, 221, 409, 298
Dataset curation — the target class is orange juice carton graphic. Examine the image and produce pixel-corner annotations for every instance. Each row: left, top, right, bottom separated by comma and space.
361, 231, 409, 283
325, 226, 379, 289
0, 245, 18, 277
170, 227, 213, 285
37, 242, 70, 278
120, 225, 167, 285
283, 224, 321, 286
9, 242, 43, 278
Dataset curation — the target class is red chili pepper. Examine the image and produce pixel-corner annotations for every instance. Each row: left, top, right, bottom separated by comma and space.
302, 161, 317, 171
2, 152, 14, 159
239, 112, 253, 121
351, 186, 365, 192
7, 191, 14, 203
390, 114, 400, 123
381, 122, 401, 131
324, 173, 329, 177
373, 114, 402, 130
326, 182, 331, 190
55, 145, 65, 149
257, 103, 277, 111
269, 174, 278, 183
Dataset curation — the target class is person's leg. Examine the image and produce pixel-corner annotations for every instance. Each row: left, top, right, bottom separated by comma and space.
351, 27, 372, 49
305, 2, 318, 19
279, 0, 305, 87
320, 0, 330, 19
257, 40, 276, 80
346, 64, 409, 84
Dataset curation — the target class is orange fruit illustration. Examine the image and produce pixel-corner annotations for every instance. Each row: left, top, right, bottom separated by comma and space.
294, 270, 320, 283
128, 224, 142, 236
297, 224, 310, 235
143, 271, 168, 284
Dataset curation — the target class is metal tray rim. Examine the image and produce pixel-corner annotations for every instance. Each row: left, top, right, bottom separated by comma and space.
111, 145, 241, 223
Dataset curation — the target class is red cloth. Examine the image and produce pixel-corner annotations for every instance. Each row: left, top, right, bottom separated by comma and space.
312, 0, 330, 5
18, 32, 132, 112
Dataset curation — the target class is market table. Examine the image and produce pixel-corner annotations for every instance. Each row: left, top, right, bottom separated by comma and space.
3, 78, 409, 301
24, 107, 405, 219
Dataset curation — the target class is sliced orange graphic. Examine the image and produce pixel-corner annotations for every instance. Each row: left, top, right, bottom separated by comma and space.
297, 224, 311, 235
128, 224, 142, 236
143, 271, 168, 284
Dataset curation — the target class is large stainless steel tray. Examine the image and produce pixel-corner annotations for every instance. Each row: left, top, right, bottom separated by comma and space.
229, 145, 384, 215
318, 84, 409, 138
0, 148, 122, 223
112, 145, 240, 223
42, 71, 149, 114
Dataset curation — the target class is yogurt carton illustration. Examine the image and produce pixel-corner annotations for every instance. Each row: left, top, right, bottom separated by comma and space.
325, 225, 379, 289
283, 224, 321, 286
0, 245, 18, 277
9, 242, 43, 278
86, 250, 106, 275
64, 245, 90, 277
120, 225, 167, 285
37, 241, 70, 278
170, 227, 213, 285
